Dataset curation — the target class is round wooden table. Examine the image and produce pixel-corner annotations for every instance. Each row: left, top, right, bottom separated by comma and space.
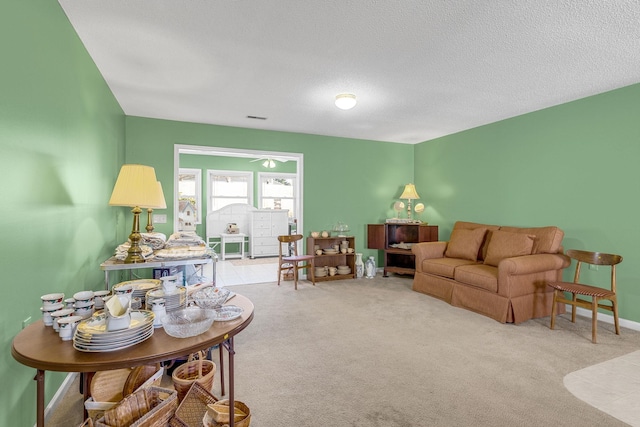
12, 294, 254, 427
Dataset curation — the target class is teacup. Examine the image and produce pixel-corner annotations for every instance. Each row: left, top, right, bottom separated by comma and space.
58, 315, 82, 341
94, 290, 110, 309
73, 291, 94, 305
311, 231, 320, 238
347, 248, 354, 254
321, 231, 329, 238
160, 275, 179, 294
64, 298, 75, 309
74, 298, 95, 308
41, 303, 64, 326
316, 249, 323, 256
114, 284, 133, 295
329, 267, 337, 276
341, 248, 347, 254
41, 293, 65, 308
51, 308, 75, 331
74, 302, 95, 319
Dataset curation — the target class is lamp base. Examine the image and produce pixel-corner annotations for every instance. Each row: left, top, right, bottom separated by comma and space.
145, 208, 154, 233
124, 206, 146, 264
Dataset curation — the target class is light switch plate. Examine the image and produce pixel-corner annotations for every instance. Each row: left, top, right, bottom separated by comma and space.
153, 214, 167, 224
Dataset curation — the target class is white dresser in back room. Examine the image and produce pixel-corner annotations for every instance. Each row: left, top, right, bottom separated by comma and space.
249, 209, 289, 258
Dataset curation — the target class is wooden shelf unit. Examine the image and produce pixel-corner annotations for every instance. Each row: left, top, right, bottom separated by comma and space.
306, 236, 355, 282
367, 223, 438, 277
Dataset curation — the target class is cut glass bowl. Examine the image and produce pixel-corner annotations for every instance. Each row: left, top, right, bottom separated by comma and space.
192, 287, 231, 309
161, 307, 216, 338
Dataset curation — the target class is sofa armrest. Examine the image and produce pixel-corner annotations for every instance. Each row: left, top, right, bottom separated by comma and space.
499, 253, 571, 276
411, 241, 448, 272
497, 253, 571, 298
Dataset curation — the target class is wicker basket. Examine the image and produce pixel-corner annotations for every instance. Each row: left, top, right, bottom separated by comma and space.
203, 399, 251, 427
171, 351, 216, 402
86, 366, 164, 421
169, 382, 218, 427
95, 386, 177, 427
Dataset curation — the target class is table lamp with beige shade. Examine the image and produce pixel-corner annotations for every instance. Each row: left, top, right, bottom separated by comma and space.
399, 183, 420, 220
109, 164, 160, 263
145, 181, 167, 233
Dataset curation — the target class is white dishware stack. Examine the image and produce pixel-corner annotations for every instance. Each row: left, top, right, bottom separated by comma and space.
73, 291, 96, 319
51, 308, 75, 332
40, 293, 65, 326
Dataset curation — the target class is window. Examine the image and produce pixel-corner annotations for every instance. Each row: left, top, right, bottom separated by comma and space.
258, 173, 296, 219
207, 170, 253, 212
178, 168, 201, 228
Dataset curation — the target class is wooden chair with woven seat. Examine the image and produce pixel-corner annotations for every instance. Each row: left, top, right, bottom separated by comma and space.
277, 234, 315, 290
549, 249, 623, 343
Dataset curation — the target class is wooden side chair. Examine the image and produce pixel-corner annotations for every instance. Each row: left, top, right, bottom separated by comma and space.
549, 249, 623, 343
277, 234, 315, 290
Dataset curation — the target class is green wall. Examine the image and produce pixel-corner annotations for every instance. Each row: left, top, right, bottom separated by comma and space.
414, 83, 640, 323
125, 116, 415, 255
180, 153, 297, 236
0, 1, 126, 425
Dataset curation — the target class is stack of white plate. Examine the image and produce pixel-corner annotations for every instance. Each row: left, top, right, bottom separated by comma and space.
113, 279, 161, 304
323, 249, 338, 255
337, 266, 352, 275
145, 287, 187, 312
314, 267, 327, 277
73, 310, 154, 352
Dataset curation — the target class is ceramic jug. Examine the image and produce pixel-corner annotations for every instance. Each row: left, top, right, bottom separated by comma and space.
355, 253, 365, 279
365, 256, 376, 279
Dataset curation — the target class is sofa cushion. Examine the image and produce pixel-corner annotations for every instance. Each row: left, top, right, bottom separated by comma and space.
452, 221, 500, 261
483, 230, 535, 267
499, 225, 564, 254
454, 264, 498, 293
445, 227, 487, 261
421, 257, 478, 279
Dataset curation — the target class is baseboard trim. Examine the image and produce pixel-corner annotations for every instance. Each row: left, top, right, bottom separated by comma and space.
572, 306, 640, 332
40, 372, 78, 427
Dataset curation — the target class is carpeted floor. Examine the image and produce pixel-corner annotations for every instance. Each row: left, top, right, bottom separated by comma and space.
48, 275, 640, 426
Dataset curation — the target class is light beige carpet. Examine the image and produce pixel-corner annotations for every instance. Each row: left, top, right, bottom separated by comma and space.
47, 275, 640, 426
565, 349, 640, 426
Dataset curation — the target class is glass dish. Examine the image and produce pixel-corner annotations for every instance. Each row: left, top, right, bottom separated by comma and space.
161, 307, 216, 338
192, 287, 231, 309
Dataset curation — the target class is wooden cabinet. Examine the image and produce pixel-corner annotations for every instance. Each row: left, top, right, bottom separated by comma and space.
306, 236, 356, 282
367, 223, 438, 277
250, 209, 289, 258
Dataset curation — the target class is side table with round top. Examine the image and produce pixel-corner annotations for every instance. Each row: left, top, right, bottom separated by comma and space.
12, 294, 254, 427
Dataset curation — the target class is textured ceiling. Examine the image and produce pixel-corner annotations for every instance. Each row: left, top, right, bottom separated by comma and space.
58, 0, 640, 144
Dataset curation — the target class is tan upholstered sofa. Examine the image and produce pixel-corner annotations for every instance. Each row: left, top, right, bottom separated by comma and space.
411, 221, 570, 324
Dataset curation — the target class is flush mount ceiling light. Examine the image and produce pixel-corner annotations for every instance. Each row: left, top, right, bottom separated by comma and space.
335, 93, 357, 110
